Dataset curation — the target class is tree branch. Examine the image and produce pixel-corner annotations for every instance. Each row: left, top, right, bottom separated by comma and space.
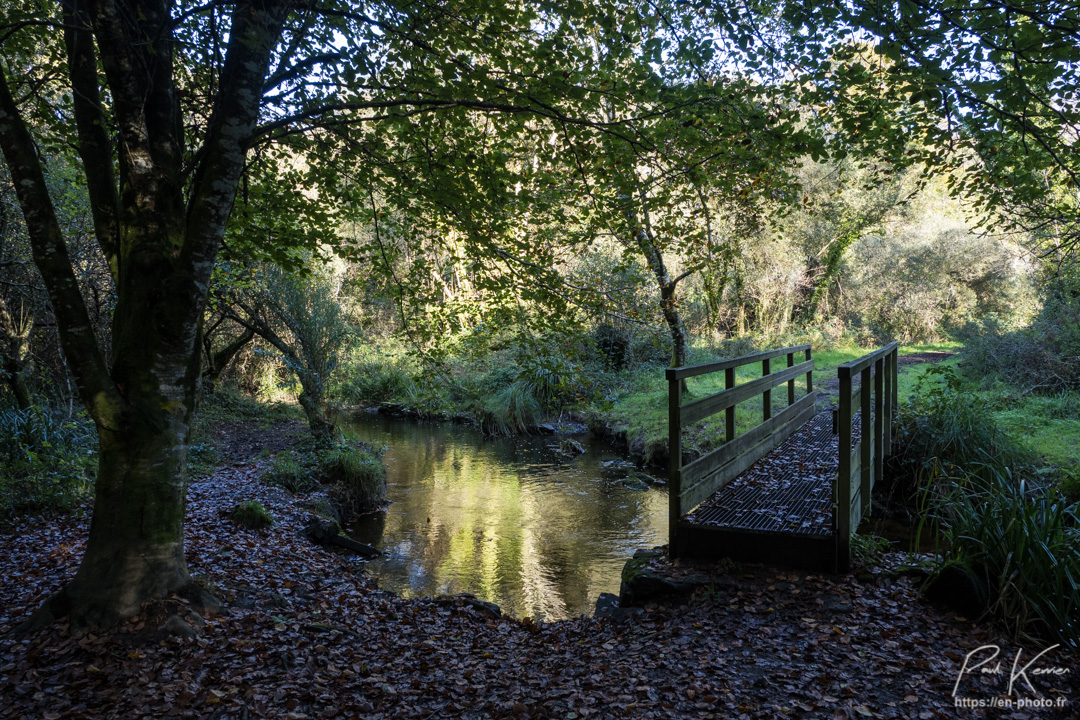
0, 64, 122, 425
62, 0, 120, 280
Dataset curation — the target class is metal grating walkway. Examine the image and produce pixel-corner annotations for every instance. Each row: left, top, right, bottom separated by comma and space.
683, 412, 841, 537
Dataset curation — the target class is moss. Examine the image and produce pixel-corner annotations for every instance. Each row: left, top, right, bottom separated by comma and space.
229, 500, 274, 530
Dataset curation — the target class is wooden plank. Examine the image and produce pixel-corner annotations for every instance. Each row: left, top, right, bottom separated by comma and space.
725, 367, 735, 443
674, 522, 836, 572
668, 375, 683, 550
836, 369, 853, 570
787, 353, 796, 405
860, 367, 872, 518
680, 393, 817, 488
680, 401, 817, 511
805, 347, 813, 393
763, 357, 772, 421
873, 357, 884, 494
837, 341, 899, 376
680, 359, 813, 426
667, 344, 811, 381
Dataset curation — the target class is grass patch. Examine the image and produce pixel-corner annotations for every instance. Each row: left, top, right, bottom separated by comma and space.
262, 450, 318, 494
0, 405, 97, 521
321, 443, 387, 517
229, 500, 275, 530
926, 468, 1080, 649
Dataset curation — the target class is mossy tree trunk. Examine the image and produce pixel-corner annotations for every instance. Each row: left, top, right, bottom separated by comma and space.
0, 294, 32, 410
0, 0, 288, 630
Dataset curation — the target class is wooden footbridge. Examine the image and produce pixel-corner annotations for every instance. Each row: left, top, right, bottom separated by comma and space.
666, 343, 898, 572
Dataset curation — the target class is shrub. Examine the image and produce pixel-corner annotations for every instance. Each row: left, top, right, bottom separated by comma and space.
337, 361, 416, 406
0, 405, 96, 520
959, 293, 1080, 394
593, 324, 629, 369
893, 366, 1031, 478
321, 443, 387, 517
229, 500, 275, 530
925, 467, 1080, 649
262, 451, 317, 494
479, 380, 542, 435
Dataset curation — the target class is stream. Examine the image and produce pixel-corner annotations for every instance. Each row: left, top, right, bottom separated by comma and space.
343, 413, 668, 621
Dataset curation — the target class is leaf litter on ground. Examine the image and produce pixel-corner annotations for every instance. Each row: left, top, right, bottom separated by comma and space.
1, 448, 1076, 719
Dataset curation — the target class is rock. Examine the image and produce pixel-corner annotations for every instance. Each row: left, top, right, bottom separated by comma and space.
594, 592, 643, 621
620, 548, 718, 606
620, 474, 651, 491
304, 515, 380, 558
434, 594, 502, 619
555, 438, 586, 456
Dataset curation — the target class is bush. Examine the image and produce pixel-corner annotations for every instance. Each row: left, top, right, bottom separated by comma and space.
925, 467, 1080, 649
960, 291, 1080, 394
321, 443, 387, 517
479, 380, 542, 435
229, 500, 275, 530
337, 361, 416, 406
0, 405, 96, 520
262, 451, 317, 494
893, 366, 1032, 478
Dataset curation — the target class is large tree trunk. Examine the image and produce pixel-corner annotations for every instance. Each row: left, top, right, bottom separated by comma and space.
298, 387, 335, 445
0, 0, 287, 631
27, 405, 215, 629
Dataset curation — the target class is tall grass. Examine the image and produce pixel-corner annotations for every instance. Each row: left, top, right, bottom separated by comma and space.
926, 467, 1080, 649
893, 366, 1031, 477
0, 405, 97, 519
320, 443, 387, 517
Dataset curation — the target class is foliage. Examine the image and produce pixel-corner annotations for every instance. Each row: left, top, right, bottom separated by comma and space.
785, 0, 1080, 259
262, 451, 318, 495
850, 533, 891, 570
926, 468, 1080, 649
228, 500, 275, 530
959, 278, 1080, 393
0, 405, 96, 520
320, 443, 387, 517
893, 366, 1032, 478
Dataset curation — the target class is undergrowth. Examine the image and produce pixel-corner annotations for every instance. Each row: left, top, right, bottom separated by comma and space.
923, 467, 1080, 650
0, 405, 96, 521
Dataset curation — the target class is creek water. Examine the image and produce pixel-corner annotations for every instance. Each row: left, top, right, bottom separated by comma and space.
343, 412, 668, 621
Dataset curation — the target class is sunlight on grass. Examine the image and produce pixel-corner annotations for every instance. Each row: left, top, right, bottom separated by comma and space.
607, 339, 958, 465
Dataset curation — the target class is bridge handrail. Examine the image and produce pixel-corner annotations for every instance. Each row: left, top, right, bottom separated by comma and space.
666, 344, 812, 381
668, 344, 815, 552
835, 343, 899, 572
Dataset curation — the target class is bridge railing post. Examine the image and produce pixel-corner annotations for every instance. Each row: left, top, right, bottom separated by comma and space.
860, 366, 872, 519
872, 357, 884, 515
836, 366, 852, 573
725, 367, 735, 443
787, 351, 796, 406
762, 357, 772, 421
667, 368, 682, 557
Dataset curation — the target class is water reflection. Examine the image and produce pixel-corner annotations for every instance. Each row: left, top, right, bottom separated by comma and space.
345, 413, 668, 620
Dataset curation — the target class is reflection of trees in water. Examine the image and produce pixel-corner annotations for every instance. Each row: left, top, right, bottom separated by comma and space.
344, 415, 667, 619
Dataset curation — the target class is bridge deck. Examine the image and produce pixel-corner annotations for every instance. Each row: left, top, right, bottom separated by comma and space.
673, 411, 859, 572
